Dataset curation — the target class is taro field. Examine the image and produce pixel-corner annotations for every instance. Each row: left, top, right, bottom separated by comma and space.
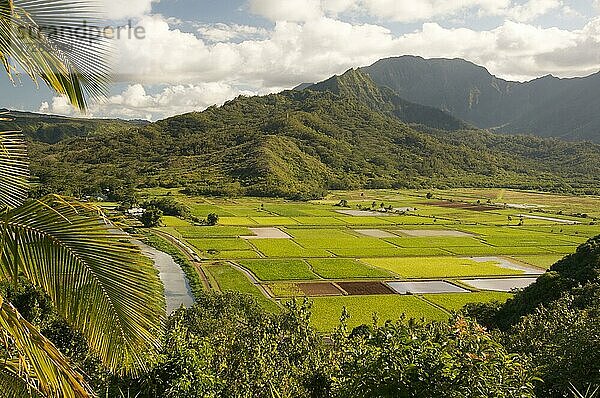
146, 188, 600, 331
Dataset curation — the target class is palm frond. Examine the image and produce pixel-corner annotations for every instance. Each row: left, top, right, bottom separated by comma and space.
570, 384, 600, 398
0, 196, 166, 375
0, 367, 45, 398
0, 0, 112, 111
0, 295, 91, 397
0, 128, 29, 209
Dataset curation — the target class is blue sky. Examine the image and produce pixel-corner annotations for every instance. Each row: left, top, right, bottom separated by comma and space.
2, 0, 600, 120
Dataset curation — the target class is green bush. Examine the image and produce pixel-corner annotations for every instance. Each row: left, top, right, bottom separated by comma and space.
505, 293, 600, 397
493, 235, 600, 329
143, 197, 190, 218
141, 206, 163, 227
331, 317, 535, 398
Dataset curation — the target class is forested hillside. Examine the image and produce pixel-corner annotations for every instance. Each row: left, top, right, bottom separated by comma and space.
9, 85, 600, 200
0, 109, 144, 144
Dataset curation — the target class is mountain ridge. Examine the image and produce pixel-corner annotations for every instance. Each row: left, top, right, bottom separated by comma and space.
361, 55, 600, 141
306, 69, 470, 131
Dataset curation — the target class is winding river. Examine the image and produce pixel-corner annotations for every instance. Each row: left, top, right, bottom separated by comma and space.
136, 240, 195, 314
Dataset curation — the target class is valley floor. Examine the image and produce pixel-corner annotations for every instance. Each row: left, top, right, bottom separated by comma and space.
142, 188, 600, 331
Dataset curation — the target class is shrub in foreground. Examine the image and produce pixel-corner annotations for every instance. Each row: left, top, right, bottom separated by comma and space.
331, 316, 535, 398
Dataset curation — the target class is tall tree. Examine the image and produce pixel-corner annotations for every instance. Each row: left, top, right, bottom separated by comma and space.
1, 1, 165, 397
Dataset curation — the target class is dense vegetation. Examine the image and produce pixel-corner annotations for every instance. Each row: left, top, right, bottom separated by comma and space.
6, 284, 538, 397
0, 109, 144, 144
363, 56, 600, 142
5, 235, 600, 397
8, 80, 600, 200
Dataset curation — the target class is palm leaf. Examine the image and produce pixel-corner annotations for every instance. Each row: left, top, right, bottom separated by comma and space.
0, 295, 91, 397
570, 384, 600, 398
0, 127, 29, 209
0, 0, 111, 111
0, 196, 166, 375
0, 368, 45, 398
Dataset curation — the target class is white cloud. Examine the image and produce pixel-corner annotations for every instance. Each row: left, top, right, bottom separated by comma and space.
356, 0, 510, 22
249, 0, 323, 22
40, 2, 600, 120
40, 83, 255, 121
503, 0, 563, 22
113, 13, 600, 86
249, 0, 562, 23
39, 97, 76, 116
321, 0, 359, 14
100, 0, 158, 20
393, 20, 587, 80
196, 23, 269, 43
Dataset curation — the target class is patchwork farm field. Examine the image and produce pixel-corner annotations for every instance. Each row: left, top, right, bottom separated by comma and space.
145, 188, 600, 332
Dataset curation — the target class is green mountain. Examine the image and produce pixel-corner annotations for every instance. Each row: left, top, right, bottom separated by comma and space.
16, 82, 600, 200
307, 69, 469, 131
362, 56, 600, 142
0, 109, 145, 144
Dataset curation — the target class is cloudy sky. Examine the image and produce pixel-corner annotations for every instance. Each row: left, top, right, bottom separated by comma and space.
2, 0, 600, 120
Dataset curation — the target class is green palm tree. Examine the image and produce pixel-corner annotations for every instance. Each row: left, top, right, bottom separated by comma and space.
1, 1, 165, 397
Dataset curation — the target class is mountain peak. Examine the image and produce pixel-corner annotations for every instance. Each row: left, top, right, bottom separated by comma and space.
307, 68, 386, 107
307, 68, 469, 131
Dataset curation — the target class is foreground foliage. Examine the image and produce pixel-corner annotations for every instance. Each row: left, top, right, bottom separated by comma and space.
466, 236, 600, 397
86, 292, 534, 398
1, 1, 165, 393
332, 317, 534, 398
8, 268, 600, 398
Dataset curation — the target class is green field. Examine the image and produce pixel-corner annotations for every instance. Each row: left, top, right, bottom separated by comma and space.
251, 217, 299, 226
329, 247, 449, 257
286, 228, 357, 240
251, 239, 332, 258
219, 217, 258, 226
445, 246, 555, 256
268, 283, 306, 298
291, 216, 348, 226
144, 189, 600, 332
363, 257, 524, 278
205, 264, 280, 312
510, 254, 564, 268
309, 296, 448, 331
161, 216, 192, 227
176, 226, 252, 238
385, 237, 486, 247
237, 259, 318, 281
295, 237, 396, 249
424, 292, 513, 312
205, 250, 261, 260
188, 238, 252, 251
308, 258, 393, 279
